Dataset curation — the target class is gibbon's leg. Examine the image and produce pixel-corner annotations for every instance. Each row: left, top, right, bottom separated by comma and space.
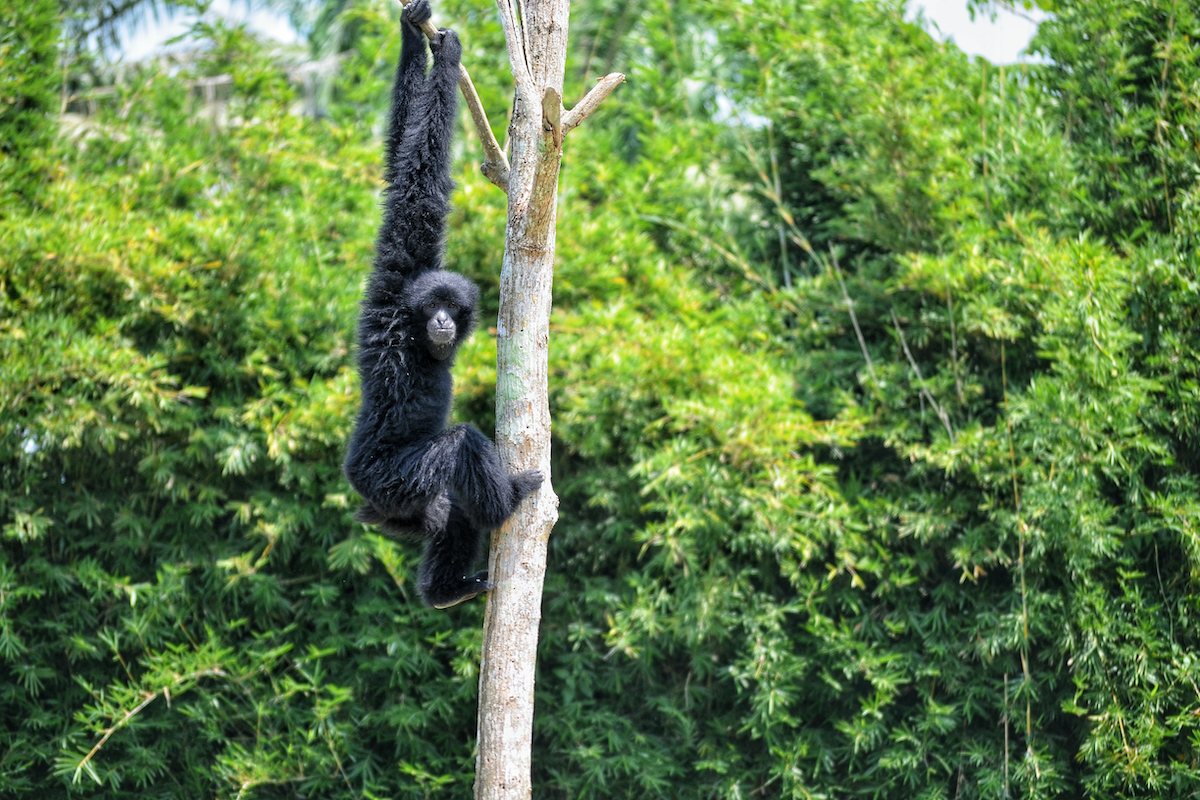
343, 439, 448, 525
374, 12, 462, 276
419, 424, 543, 531
418, 503, 490, 608
352, 490, 450, 543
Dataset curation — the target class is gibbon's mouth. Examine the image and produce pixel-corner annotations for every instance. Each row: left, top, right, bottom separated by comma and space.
428, 327, 455, 345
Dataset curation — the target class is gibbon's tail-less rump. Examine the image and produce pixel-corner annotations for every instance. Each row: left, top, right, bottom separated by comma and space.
343, 0, 542, 610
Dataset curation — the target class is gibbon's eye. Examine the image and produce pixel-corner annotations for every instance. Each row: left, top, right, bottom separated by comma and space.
424, 301, 440, 315
444, 302, 459, 312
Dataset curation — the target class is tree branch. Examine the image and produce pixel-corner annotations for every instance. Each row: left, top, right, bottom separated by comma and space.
73, 667, 227, 785
562, 72, 625, 134
396, 0, 510, 191
830, 251, 876, 387
493, 0, 532, 86
77, 0, 149, 42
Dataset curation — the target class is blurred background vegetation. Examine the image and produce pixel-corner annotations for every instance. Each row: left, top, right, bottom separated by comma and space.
4, 0, 1200, 797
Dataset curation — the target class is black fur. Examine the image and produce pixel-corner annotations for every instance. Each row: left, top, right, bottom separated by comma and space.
344, 0, 542, 609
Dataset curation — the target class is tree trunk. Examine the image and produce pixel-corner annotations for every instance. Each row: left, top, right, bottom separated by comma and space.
473, 1, 568, 798
472, 2, 622, 796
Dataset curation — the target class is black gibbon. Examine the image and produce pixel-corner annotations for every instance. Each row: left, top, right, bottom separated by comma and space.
344, 0, 541, 609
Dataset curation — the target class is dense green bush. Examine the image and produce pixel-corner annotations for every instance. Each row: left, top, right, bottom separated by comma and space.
0, 0, 60, 210
4, 0, 1200, 798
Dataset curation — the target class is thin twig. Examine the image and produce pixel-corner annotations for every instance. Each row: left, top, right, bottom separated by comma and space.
737, 118, 805, 282
768, 124, 792, 290
1003, 670, 1011, 799
74, 667, 227, 784
493, 0, 531, 86
77, 0, 146, 41
831, 251, 876, 386
75, 692, 160, 783
641, 215, 771, 290
890, 308, 954, 441
945, 269, 965, 404
995, 0, 1042, 24
1000, 342, 1036, 779
396, 0, 510, 190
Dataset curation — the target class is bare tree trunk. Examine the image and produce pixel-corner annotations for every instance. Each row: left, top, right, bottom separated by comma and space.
473, 2, 623, 797
393, 2, 621, 793
473, 1, 567, 797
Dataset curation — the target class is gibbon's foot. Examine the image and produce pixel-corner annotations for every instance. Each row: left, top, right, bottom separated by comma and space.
354, 503, 384, 526
512, 469, 544, 502
403, 0, 431, 28
468, 469, 543, 531
427, 571, 492, 609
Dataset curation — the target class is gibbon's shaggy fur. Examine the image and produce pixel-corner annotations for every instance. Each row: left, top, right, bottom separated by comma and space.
344, 0, 541, 609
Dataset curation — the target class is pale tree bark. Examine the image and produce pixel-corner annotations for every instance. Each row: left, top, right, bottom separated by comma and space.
473, 2, 621, 800
398, 0, 621, 794
473, 0, 567, 795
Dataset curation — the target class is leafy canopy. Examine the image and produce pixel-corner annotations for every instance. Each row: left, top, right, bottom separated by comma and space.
4, 1, 1200, 798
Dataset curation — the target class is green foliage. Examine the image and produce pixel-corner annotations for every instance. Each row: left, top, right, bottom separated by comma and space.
0, 18, 483, 799
5, 0, 1200, 798
644, 0, 1200, 796
0, 0, 60, 211
1032, 0, 1200, 240
538, 0, 1200, 797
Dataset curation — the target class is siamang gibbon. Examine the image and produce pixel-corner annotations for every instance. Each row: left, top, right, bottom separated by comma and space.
344, 0, 542, 609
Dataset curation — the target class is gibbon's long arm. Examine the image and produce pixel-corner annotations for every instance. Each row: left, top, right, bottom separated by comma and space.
372, 0, 461, 282
381, 3, 430, 186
